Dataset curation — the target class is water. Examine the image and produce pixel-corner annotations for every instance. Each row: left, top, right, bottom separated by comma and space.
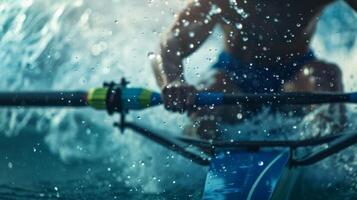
0, 0, 357, 199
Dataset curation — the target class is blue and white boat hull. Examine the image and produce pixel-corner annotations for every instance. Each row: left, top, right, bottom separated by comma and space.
203, 148, 298, 200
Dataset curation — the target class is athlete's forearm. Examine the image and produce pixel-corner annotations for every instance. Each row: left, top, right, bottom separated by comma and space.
158, 0, 219, 85
160, 37, 185, 84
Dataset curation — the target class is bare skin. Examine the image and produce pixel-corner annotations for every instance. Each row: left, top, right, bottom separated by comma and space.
153, 0, 356, 138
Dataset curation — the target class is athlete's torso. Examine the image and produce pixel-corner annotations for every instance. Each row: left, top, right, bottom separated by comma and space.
215, 0, 334, 65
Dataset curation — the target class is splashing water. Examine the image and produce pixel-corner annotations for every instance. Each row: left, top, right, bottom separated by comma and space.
0, 0, 206, 198
0, 0, 357, 199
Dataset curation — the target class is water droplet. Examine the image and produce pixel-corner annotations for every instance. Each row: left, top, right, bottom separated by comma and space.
147, 52, 155, 60
236, 113, 243, 119
210, 4, 222, 15
182, 19, 190, 27
235, 23, 243, 30
174, 28, 180, 37
8, 162, 13, 169
258, 161, 264, 166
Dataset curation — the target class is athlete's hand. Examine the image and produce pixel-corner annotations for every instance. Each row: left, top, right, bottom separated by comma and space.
162, 81, 197, 113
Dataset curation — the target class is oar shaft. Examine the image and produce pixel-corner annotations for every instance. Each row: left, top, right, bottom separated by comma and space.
0, 92, 88, 107
196, 92, 354, 106
119, 90, 355, 110
0, 88, 356, 111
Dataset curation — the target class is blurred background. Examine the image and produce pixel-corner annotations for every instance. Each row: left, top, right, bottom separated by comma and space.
0, 0, 356, 199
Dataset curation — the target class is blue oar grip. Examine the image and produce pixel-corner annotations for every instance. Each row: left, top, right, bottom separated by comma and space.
151, 92, 162, 106
149, 92, 224, 107
195, 92, 224, 106
349, 93, 357, 103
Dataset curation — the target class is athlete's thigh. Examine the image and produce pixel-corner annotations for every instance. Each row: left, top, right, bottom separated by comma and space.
282, 60, 346, 128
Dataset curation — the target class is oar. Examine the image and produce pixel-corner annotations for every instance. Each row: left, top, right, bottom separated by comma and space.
2, 81, 357, 166
0, 85, 356, 112
0, 91, 88, 107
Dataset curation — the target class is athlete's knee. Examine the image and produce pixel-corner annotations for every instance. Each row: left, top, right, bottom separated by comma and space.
306, 61, 343, 91
308, 61, 342, 80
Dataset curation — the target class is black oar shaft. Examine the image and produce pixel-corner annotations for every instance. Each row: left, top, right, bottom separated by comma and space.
0, 92, 88, 107
123, 122, 210, 165
0, 89, 356, 110
292, 132, 357, 166
222, 92, 351, 105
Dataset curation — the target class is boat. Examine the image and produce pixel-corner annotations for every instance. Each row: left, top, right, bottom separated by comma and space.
1, 78, 357, 200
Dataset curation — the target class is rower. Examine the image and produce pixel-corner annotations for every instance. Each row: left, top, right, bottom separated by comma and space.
153, 0, 357, 139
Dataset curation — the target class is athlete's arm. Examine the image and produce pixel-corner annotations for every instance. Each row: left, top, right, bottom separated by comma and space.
157, 0, 221, 112
159, 0, 218, 85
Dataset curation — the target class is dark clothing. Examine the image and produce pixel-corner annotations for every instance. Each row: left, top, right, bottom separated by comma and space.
212, 51, 316, 93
